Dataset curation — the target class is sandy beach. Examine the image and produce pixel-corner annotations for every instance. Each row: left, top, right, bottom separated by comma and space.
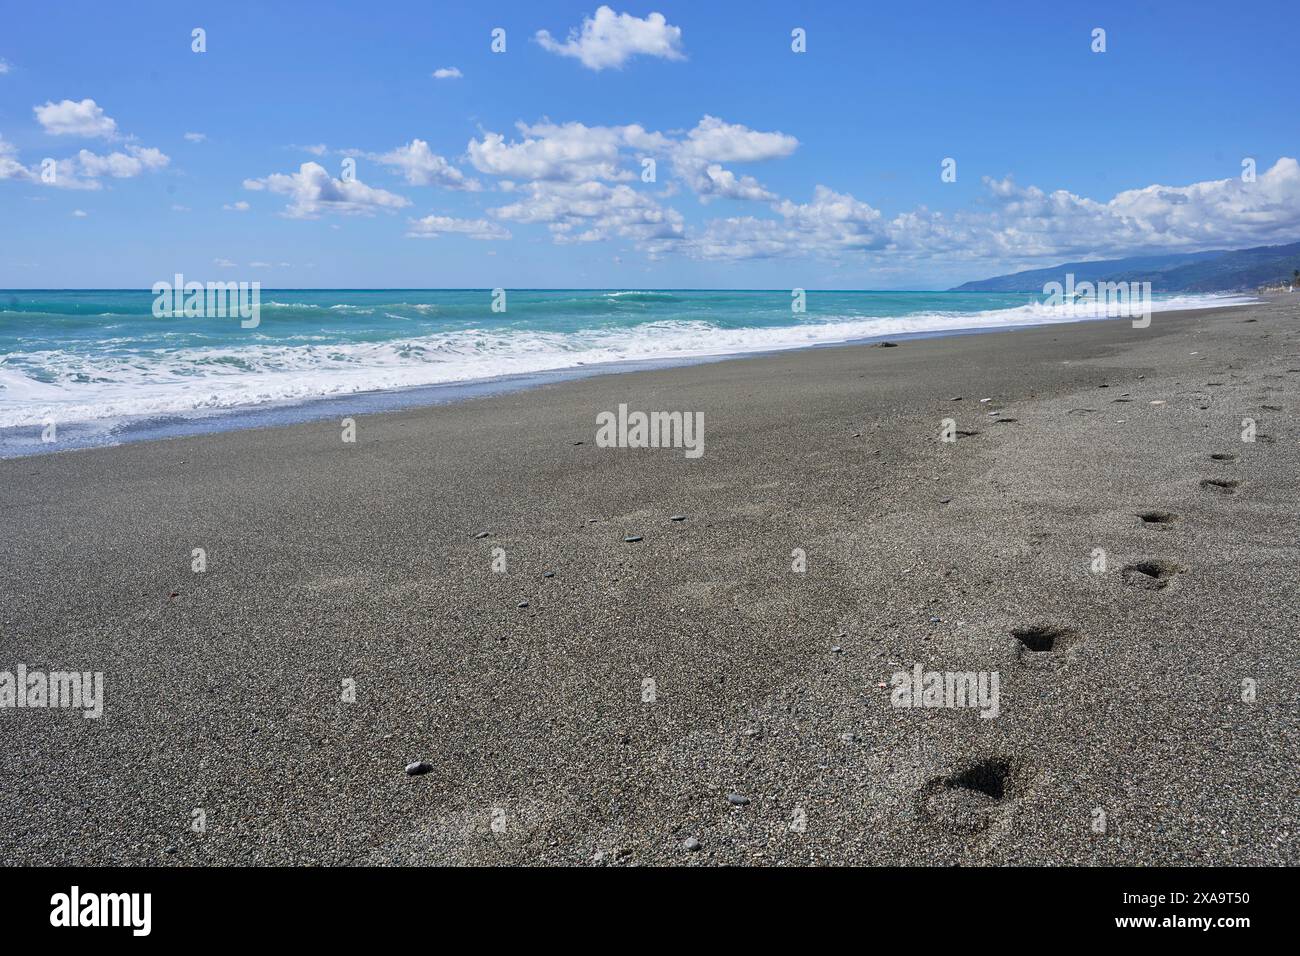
1, 299, 1297, 866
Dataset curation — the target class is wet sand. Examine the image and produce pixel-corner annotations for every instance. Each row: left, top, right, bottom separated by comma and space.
1, 298, 1297, 865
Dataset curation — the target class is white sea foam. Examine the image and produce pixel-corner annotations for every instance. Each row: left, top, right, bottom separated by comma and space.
0, 294, 1254, 429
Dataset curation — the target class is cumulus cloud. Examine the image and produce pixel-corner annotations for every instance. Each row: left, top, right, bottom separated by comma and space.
75, 144, 169, 179
184, 132, 207, 143
243, 161, 410, 218
406, 214, 510, 240
0, 140, 170, 190
34, 98, 118, 138
0, 135, 32, 182
671, 159, 1300, 264
432, 67, 462, 79
0, 60, 12, 75
969, 158, 1300, 257
535, 6, 684, 70
3, 101, 170, 189
372, 139, 481, 190
676, 115, 798, 165
224, 200, 250, 211
667, 115, 797, 204
467, 121, 665, 182
491, 179, 684, 247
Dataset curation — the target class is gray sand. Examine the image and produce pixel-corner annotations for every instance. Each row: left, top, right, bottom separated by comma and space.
1, 299, 1298, 865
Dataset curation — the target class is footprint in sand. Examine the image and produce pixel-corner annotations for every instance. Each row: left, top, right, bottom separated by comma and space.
1121, 558, 1185, 590
917, 758, 1030, 835
1199, 477, 1240, 495
1135, 510, 1179, 525
1012, 623, 1083, 660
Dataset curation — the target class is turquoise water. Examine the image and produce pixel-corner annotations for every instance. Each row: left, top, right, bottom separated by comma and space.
0, 288, 1249, 454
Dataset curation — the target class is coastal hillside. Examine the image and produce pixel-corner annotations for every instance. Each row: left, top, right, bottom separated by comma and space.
952, 241, 1300, 292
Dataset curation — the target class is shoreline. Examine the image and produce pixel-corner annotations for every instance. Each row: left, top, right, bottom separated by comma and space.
0, 296, 1263, 459
2, 298, 1297, 865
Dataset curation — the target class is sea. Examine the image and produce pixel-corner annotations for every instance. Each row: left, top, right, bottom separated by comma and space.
0, 288, 1254, 457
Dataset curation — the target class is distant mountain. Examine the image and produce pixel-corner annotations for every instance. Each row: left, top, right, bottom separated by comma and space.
951, 241, 1300, 293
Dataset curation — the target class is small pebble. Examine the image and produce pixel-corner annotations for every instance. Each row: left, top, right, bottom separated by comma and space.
405, 761, 434, 776
543, 571, 555, 578
474, 531, 490, 539
517, 601, 529, 608
683, 837, 701, 852
726, 793, 750, 806
669, 515, 687, 522
624, 535, 643, 543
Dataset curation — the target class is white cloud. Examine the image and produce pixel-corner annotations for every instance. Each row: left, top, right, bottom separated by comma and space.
535, 6, 684, 70
467, 115, 789, 207
301, 143, 328, 156
968, 158, 1300, 257
71, 208, 87, 217
373, 139, 480, 190
3, 106, 169, 189
243, 161, 410, 218
432, 67, 462, 79
406, 214, 510, 240
0, 60, 11, 75
75, 144, 169, 179
34, 98, 118, 138
671, 159, 1300, 264
184, 132, 207, 143
0, 135, 33, 182
249, 261, 272, 269
669, 116, 797, 203
686, 163, 777, 203
171, 204, 191, 212
467, 120, 666, 182
675, 115, 798, 165
214, 258, 237, 268
224, 200, 250, 211
491, 179, 684, 247
2, 143, 171, 190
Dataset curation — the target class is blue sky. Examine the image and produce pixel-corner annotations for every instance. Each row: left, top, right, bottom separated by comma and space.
1, 0, 1297, 289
